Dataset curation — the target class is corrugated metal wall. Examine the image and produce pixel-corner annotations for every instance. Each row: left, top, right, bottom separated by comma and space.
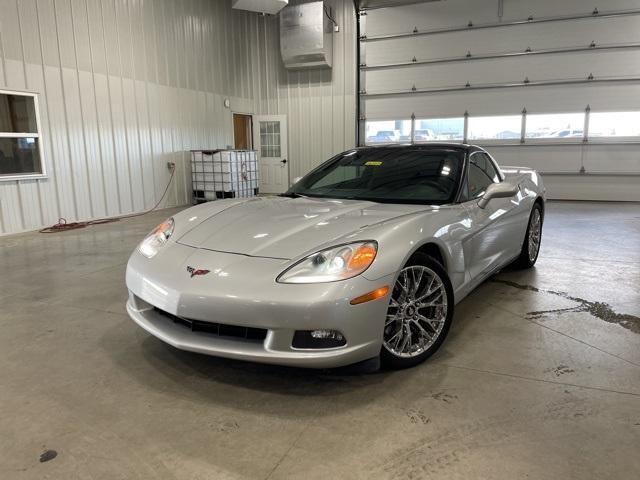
0, 0, 357, 235
250, 0, 357, 180
0, 0, 257, 235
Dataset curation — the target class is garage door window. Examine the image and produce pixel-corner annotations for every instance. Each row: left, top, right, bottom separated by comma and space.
365, 120, 411, 144
415, 118, 464, 142
589, 112, 640, 138
526, 113, 585, 139
0, 91, 44, 179
467, 115, 522, 141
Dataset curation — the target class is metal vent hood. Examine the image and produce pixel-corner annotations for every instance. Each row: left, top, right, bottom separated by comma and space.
280, 1, 333, 69
232, 0, 288, 15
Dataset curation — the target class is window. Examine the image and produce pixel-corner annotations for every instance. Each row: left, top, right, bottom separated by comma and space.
467, 115, 522, 141
0, 91, 43, 179
465, 152, 500, 200
288, 148, 464, 205
259, 121, 281, 157
312, 165, 361, 189
415, 118, 464, 142
589, 112, 640, 138
365, 120, 411, 144
526, 113, 584, 139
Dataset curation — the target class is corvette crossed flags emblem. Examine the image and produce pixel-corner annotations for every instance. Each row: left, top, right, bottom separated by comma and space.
186, 266, 210, 278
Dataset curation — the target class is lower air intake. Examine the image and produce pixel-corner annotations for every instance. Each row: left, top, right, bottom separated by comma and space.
153, 308, 267, 342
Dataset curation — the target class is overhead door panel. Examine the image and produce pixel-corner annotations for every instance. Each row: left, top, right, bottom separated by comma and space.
357, 0, 640, 200
364, 16, 640, 65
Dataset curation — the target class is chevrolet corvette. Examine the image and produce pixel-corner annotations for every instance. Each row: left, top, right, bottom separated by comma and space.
126, 144, 545, 369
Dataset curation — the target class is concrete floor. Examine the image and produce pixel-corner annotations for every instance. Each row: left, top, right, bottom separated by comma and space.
1, 201, 639, 479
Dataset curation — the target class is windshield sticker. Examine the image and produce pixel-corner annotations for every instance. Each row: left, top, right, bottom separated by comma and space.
365, 161, 383, 166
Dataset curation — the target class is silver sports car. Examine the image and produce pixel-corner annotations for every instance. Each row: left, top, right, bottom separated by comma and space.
126, 144, 545, 369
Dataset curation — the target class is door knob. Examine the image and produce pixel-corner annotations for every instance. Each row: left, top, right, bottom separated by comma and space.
281, 159, 287, 164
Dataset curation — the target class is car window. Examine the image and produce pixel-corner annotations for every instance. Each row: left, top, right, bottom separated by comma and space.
463, 152, 501, 200
286, 148, 464, 205
313, 165, 360, 189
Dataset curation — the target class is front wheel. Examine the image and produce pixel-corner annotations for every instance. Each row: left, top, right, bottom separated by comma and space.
381, 253, 454, 369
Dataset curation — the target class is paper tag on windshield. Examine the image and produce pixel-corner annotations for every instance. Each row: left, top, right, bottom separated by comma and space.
365, 161, 382, 166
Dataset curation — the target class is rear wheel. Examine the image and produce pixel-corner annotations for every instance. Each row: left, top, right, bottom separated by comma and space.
515, 203, 543, 268
381, 253, 454, 369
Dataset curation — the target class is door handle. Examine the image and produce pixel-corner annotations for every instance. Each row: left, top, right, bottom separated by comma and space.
281, 159, 287, 164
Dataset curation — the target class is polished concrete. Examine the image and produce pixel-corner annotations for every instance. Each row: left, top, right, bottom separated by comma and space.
1, 201, 639, 479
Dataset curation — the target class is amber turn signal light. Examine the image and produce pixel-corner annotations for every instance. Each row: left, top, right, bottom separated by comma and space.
350, 286, 390, 305
347, 244, 377, 271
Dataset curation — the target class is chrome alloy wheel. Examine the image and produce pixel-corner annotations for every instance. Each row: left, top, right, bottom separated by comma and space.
528, 208, 542, 262
383, 266, 448, 358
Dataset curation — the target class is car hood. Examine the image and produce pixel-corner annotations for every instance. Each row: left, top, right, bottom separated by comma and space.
176, 196, 427, 259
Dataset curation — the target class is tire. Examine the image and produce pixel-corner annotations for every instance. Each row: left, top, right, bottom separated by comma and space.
381, 252, 454, 369
514, 203, 543, 269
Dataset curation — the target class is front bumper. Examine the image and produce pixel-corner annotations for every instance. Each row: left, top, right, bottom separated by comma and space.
125, 243, 393, 368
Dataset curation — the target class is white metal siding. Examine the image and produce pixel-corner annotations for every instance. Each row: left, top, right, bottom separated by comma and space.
252, 0, 357, 180
0, 0, 257, 235
0, 0, 357, 235
360, 0, 640, 201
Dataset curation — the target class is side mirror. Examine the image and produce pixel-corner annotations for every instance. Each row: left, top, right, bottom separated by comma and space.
291, 176, 302, 186
478, 182, 519, 209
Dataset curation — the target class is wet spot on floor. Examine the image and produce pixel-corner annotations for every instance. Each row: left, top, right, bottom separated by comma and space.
215, 420, 239, 433
492, 279, 640, 334
405, 408, 430, 425
546, 365, 575, 377
39, 449, 57, 463
430, 392, 458, 403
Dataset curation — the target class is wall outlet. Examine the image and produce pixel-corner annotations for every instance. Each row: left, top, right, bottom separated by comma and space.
167, 162, 176, 170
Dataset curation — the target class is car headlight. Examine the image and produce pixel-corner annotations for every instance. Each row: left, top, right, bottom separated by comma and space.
138, 218, 174, 258
277, 241, 378, 284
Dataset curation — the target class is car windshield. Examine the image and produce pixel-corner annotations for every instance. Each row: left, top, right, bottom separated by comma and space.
285, 148, 464, 204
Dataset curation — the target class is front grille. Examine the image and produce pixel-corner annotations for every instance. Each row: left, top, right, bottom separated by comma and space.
153, 307, 267, 342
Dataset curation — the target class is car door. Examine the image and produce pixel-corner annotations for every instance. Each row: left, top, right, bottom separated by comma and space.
460, 151, 522, 282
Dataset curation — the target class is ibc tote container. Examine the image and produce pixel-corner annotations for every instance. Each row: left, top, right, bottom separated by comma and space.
191, 149, 259, 203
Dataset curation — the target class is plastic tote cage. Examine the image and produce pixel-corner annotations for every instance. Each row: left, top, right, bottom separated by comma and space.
191, 150, 259, 203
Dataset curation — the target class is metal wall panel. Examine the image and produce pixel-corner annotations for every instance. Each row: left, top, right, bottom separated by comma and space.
255, 0, 357, 179
0, 0, 252, 235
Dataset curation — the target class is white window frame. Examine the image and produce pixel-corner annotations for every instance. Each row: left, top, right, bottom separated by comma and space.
0, 88, 47, 181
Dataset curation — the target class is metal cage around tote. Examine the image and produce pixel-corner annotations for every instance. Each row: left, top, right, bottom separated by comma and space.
191, 150, 259, 204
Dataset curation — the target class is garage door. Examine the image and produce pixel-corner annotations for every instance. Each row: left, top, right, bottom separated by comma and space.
357, 0, 640, 201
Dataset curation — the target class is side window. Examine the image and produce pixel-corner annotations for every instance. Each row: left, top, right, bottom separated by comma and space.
478, 153, 501, 183
466, 153, 500, 200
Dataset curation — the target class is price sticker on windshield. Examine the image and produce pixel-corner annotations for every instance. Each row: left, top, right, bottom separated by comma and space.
365, 161, 383, 166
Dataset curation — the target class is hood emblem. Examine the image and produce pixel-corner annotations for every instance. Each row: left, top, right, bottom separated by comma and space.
186, 266, 210, 278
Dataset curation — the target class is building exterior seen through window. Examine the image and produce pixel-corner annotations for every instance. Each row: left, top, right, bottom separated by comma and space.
365, 111, 640, 145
